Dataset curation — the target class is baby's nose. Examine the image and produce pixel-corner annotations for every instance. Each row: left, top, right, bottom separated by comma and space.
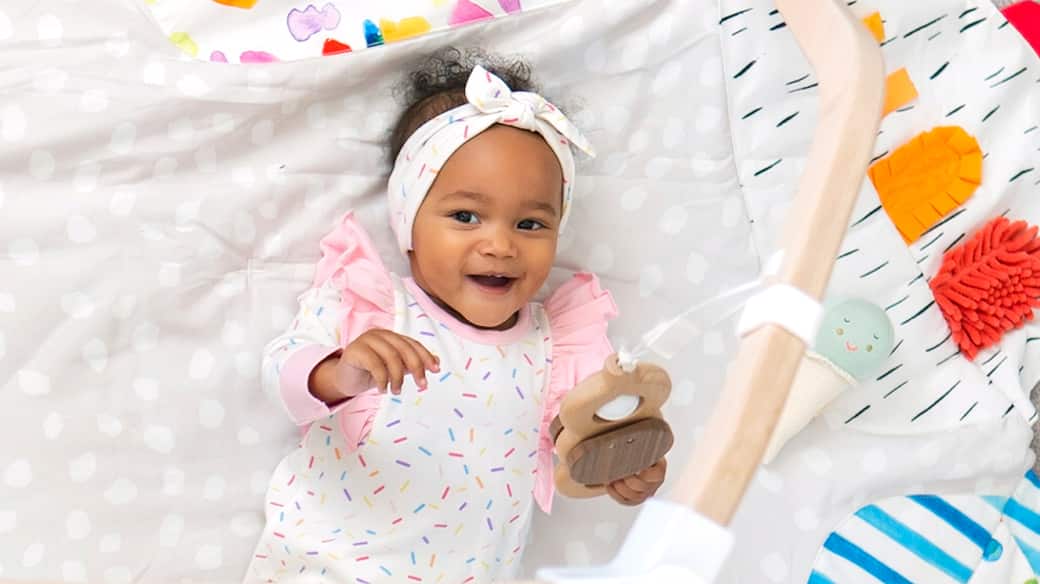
480, 227, 517, 257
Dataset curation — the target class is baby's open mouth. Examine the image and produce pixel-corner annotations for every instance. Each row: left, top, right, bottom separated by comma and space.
468, 274, 516, 289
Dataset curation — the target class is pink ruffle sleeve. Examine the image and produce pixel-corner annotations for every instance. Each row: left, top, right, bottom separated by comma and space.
534, 273, 619, 514
315, 211, 395, 451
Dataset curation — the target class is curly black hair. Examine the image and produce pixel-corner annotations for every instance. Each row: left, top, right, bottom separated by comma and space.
389, 47, 541, 163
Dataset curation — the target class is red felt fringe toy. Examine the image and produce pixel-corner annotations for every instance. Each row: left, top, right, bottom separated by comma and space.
930, 217, 1040, 360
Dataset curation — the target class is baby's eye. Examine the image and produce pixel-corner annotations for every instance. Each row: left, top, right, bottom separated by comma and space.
517, 219, 545, 231
843, 318, 851, 324
866, 344, 874, 352
836, 328, 845, 336
452, 211, 479, 224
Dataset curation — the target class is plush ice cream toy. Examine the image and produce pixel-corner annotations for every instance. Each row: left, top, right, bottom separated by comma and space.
763, 298, 894, 462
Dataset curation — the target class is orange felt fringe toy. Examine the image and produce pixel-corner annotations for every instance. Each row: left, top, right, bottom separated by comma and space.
930, 217, 1040, 360
868, 126, 982, 244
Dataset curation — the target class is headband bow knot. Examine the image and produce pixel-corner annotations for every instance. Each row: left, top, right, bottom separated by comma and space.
387, 65, 594, 254
468, 69, 542, 132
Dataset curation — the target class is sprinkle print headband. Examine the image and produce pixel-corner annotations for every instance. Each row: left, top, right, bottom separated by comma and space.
387, 65, 595, 254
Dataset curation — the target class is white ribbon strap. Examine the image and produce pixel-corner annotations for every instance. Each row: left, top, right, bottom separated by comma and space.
736, 284, 823, 345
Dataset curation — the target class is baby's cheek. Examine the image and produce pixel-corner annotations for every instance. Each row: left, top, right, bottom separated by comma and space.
529, 241, 557, 280
523, 273, 552, 306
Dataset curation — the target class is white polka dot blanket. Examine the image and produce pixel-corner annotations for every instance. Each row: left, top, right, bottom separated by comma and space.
0, 0, 1038, 582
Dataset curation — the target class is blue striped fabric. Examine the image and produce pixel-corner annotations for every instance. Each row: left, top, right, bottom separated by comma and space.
822, 532, 913, 584
813, 471, 1040, 583
909, 495, 1003, 561
807, 570, 835, 584
814, 495, 1003, 582
854, 505, 972, 582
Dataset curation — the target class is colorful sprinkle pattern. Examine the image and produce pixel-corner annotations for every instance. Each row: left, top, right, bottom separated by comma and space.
148, 1, 558, 63
247, 276, 549, 582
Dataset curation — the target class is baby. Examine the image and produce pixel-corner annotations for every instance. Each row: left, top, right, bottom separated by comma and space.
247, 49, 667, 583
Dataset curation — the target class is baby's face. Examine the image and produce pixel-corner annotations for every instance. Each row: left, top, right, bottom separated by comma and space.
409, 124, 563, 329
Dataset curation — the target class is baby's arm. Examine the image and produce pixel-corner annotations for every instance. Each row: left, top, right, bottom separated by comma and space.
326, 329, 440, 395
262, 284, 365, 425
263, 284, 441, 426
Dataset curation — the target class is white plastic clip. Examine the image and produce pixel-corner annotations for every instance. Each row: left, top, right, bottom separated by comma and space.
536, 498, 734, 583
616, 348, 638, 373
763, 250, 785, 277
736, 284, 822, 346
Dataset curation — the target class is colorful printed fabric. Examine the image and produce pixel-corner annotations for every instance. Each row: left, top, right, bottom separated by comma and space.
811, 470, 1040, 583
144, 0, 572, 63
721, 0, 1040, 437
387, 65, 593, 254
715, 0, 1040, 582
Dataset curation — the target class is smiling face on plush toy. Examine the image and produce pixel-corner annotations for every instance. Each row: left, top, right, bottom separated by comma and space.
813, 298, 894, 380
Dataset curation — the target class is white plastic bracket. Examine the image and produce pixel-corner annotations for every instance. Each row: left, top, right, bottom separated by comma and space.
735, 284, 823, 345
616, 348, 638, 373
535, 498, 734, 584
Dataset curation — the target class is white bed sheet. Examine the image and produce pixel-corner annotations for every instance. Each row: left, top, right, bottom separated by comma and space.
0, 0, 755, 581
5, 0, 1036, 581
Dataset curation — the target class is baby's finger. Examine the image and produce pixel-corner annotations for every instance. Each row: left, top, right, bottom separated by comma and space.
607, 482, 639, 506
622, 474, 650, 493
348, 348, 383, 392
383, 352, 406, 395
384, 335, 430, 390
364, 336, 405, 393
639, 459, 667, 483
348, 338, 393, 392
613, 478, 643, 499
363, 355, 389, 393
405, 337, 440, 373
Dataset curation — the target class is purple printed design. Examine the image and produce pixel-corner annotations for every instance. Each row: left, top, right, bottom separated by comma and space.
498, 0, 522, 13
240, 50, 279, 63
286, 3, 341, 42
208, 50, 277, 63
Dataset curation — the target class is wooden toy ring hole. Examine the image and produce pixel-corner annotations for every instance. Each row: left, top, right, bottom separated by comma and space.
594, 394, 642, 422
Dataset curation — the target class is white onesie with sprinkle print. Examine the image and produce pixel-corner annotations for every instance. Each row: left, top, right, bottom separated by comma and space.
246, 212, 617, 583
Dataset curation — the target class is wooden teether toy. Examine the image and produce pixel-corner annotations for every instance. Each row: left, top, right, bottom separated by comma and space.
551, 354, 674, 498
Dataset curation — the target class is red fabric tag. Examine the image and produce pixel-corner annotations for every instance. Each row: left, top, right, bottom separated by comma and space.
1004, 2, 1040, 56
322, 39, 353, 56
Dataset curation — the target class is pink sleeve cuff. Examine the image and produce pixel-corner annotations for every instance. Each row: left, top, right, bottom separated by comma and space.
338, 390, 383, 452
279, 344, 344, 426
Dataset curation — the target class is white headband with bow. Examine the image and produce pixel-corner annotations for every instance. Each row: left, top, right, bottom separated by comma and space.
387, 65, 595, 254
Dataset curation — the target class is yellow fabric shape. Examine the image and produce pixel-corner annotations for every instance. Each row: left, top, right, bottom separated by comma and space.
380, 16, 433, 43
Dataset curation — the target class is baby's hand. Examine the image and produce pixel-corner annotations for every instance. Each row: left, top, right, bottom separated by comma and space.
606, 458, 667, 506
342, 329, 440, 395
